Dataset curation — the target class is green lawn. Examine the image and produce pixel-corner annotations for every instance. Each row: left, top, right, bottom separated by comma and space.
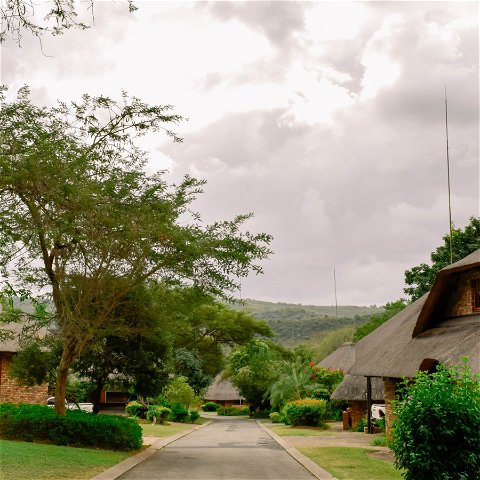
267, 424, 335, 436
139, 417, 208, 438
0, 439, 132, 480
299, 447, 403, 480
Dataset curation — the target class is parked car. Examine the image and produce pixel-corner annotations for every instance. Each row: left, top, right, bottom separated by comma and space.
370, 403, 386, 427
47, 397, 94, 413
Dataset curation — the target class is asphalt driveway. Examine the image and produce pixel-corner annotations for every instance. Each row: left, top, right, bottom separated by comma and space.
117, 416, 319, 480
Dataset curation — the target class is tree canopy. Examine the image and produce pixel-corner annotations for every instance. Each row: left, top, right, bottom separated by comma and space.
0, 86, 272, 414
1, 0, 137, 45
404, 217, 480, 301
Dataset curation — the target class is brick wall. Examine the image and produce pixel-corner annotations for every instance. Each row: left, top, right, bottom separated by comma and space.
444, 268, 480, 317
383, 377, 398, 437
0, 353, 48, 404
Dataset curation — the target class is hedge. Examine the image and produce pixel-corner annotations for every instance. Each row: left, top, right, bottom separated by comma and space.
282, 398, 328, 426
0, 403, 142, 450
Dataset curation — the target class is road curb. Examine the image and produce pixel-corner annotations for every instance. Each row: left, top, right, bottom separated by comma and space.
89, 421, 212, 480
256, 420, 337, 480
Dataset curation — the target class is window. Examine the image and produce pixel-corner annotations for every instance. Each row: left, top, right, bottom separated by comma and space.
472, 278, 480, 311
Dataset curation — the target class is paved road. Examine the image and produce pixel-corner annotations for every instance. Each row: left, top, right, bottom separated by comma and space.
118, 416, 317, 480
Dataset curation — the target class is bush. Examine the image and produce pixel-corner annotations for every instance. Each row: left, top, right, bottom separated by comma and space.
125, 400, 147, 419
354, 415, 367, 432
269, 412, 283, 423
217, 405, 250, 416
201, 402, 220, 412
189, 410, 200, 422
0, 403, 141, 450
282, 399, 328, 426
391, 362, 480, 480
169, 403, 189, 423
146, 405, 171, 424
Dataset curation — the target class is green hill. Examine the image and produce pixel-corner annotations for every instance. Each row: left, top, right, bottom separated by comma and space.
233, 299, 384, 345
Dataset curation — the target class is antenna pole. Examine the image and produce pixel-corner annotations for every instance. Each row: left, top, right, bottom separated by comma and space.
333, 267, 338, 318
445, 86, 453, 264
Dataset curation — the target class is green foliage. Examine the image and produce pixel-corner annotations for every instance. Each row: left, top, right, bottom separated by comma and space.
146, 405, 171, 424
268, 360, 320, 410
309, 366, 345, 400
269, 412, 284, 423
174, 348, 212, 395
404, 217, 480, 301
391, 361, 480, 480
9, 343, 54, 386
353, 300, 407, 342
217, 405, 250, 416
201, 402, 221, 412
169, 403, 189, 422
354, 416, 367, 432
281, 399, 328, 427
165, 376, 196, 409
0, 86, 272, 414
371, 436, 387, 446
125, 401, 147, 419
308, 326, 356, 361
189, 410, 200, 422
0, 404, 141, 450
226, 339, 281, 410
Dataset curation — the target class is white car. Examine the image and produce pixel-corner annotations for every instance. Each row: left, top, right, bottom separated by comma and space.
47, 397, 94, 413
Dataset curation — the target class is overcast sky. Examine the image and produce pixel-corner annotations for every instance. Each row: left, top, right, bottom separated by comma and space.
1, 1, 478, 306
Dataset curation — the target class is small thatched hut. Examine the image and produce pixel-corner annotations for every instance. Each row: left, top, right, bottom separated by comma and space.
203, 374, 245, 407
349, 249, 480, 434
319, 342, 384, 429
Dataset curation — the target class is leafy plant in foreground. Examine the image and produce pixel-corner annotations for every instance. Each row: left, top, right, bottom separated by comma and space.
391, 361, 480, 480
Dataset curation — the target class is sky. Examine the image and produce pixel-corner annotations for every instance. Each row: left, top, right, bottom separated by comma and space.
1, 1, 479, 306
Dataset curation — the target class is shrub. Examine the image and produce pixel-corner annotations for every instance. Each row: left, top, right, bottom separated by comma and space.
269, 412, 283, 423
201, 402, 220, 412
146, 405, 171, 424
165, 377, 196, 409
282, 398, 327, 426
0, 403, 141, 450
189, 410, 200, 422
169, 403, 189, 423
391, 361, 480, 480
354, 415, 367, 432
125, 400, 147, 419
217, 405, 250, 416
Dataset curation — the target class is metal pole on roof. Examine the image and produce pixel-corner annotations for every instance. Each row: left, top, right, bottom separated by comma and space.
445, 86, 454, 264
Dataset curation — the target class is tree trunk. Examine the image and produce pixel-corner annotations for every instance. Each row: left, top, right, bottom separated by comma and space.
92, 379, 105, 414
54, 340, 78, 415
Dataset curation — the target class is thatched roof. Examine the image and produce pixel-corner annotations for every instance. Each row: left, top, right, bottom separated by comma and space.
349, 250, 480, 378
331, 374, 384, 402
0, 322, 25, 353
319, 342, 356, 371
319, 342, 384, 401
204, 374, 244, 402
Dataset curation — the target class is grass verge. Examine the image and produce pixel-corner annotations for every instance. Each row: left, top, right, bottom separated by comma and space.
267, 424, 335, 436
139, 421, 195, 438
0, 439, 131, 480
298, 446, 403, 480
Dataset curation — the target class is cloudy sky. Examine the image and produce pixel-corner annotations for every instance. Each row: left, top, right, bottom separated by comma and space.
1, 1, 478, 306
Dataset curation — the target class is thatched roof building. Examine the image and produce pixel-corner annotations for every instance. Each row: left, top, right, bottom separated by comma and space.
203, 374, 244, 406
319, 342, 384, 402
349, 249, 480, 379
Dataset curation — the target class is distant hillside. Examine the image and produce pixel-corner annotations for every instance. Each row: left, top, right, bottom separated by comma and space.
233, 299, 384, 345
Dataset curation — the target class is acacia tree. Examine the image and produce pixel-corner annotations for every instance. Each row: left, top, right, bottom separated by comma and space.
0, 86, 272, 414
1, 0, 137, 45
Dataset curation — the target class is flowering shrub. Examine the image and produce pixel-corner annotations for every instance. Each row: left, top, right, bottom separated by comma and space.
309, 366, 344, 399
282, 398, 328, 426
